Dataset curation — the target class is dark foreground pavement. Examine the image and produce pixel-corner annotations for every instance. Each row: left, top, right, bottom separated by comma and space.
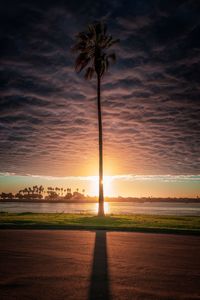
0, 230, 200, 300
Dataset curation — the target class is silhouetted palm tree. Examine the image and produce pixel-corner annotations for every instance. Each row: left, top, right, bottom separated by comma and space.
39, 185, 44, 194
67, 188, 71, 194
28, 187, 32, 195
23, 188, 28, 195
73, 21, 119, 216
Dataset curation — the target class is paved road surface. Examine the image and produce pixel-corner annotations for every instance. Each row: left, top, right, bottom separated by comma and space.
0, 230, 200, 300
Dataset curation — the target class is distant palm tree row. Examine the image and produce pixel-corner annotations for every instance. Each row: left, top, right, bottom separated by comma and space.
0, 186, 86, 201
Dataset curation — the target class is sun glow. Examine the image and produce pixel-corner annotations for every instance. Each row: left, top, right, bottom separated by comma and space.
90, 176, 113, 197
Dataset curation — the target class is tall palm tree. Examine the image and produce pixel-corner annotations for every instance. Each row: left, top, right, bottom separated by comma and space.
73, 21, 119, 216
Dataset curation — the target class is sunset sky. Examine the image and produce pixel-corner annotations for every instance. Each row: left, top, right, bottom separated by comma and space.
0, 0, 200, 197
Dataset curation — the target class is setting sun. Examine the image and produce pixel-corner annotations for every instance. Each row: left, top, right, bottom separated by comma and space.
90, 176, 113, 197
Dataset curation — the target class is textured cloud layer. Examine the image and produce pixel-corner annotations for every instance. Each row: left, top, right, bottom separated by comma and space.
0, 0, 200, 176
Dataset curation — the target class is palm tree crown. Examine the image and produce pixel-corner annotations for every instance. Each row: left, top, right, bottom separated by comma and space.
72, 21, 119, 79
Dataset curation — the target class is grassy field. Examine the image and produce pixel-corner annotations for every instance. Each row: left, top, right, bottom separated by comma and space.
0, 212, 200, 234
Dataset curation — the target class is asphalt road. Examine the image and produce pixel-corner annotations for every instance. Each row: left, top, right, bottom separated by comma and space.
0, 230, 200, 300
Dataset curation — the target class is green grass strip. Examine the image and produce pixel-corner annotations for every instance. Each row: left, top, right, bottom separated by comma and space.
0, 212, 200, 235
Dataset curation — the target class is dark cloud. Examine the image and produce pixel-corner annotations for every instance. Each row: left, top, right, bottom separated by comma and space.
0, 0, 200, 176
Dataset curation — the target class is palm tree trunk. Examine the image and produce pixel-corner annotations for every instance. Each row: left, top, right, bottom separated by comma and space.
97, 74, 104, 216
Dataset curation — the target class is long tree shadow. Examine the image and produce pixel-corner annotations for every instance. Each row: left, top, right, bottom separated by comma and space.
89, 231, 110, 300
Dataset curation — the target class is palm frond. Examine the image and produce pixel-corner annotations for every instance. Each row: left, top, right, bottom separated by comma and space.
72, 41, 86, 52
105, 38, 120, 48
84, 67, 95, 80
75, 53, 90, 72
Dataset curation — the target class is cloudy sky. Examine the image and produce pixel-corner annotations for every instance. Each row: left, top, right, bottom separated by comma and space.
0, 0, 200, 196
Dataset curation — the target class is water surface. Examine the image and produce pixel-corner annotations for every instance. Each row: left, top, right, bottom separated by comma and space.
1, 202, 200, 216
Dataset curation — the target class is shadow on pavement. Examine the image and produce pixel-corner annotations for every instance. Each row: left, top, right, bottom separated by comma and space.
89, 231, 110, 300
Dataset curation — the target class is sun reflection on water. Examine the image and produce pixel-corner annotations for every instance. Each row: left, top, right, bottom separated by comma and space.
95, 202, 110, 214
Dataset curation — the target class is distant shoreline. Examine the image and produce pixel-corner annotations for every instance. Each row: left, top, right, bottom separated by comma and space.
0, 198, 200, 204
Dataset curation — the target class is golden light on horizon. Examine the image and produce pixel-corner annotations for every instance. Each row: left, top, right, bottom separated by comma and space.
91, 176, 113, 197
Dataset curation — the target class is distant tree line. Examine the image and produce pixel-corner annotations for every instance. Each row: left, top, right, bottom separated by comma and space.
0, 185, 86, 201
